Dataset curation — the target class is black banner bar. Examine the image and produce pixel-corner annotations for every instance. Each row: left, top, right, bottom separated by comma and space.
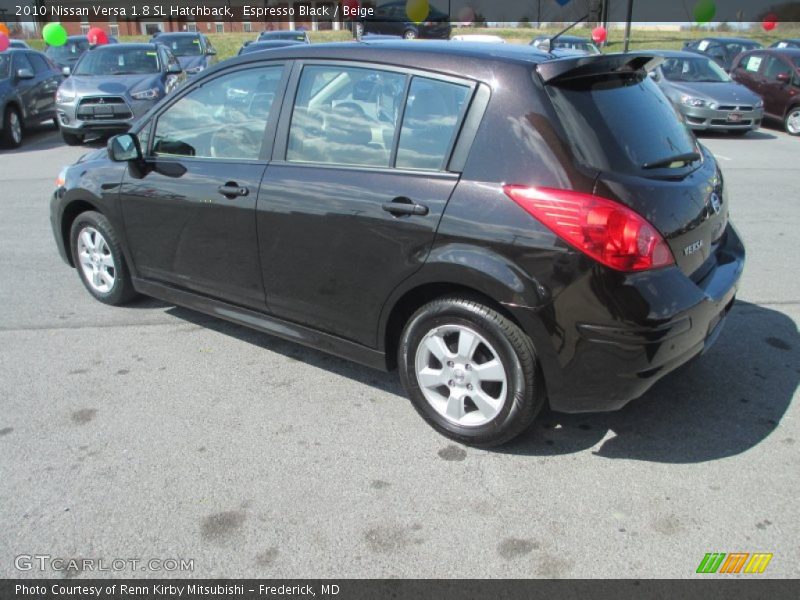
1, 0, 799, 24
2, 579, 799, 600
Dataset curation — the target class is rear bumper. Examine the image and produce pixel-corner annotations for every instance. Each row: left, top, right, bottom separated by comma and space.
519, 222, 745, 413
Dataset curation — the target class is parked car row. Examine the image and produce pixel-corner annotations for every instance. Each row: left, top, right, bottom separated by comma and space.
3, 31, 799, 149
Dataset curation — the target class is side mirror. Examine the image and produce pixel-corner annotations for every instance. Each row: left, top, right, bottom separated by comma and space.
62, 66, 71, 76
206, 47, 217, 56
776, 72, 791, 83
108, 133, 142, 162
17, 68, 34, 80
648, 71, 659, 80
167, 62, 183, 74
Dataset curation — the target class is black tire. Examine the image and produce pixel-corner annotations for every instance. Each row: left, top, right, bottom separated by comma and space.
61, 130, 84, 146
398, 296, 543, 447
1, 106, 23, 148
69, 211, 138, 306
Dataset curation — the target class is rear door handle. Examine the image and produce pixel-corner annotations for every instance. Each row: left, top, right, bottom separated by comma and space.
381, 198, 429, 217
217, 182, 249, 198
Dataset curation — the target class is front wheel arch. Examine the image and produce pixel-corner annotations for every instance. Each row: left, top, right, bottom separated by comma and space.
60, 200, 102, 267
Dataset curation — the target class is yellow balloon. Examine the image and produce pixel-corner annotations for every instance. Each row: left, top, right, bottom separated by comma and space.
406, 0, 430, 24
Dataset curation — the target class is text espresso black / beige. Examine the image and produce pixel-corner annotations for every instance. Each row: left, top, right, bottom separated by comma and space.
244, 5, 374, 18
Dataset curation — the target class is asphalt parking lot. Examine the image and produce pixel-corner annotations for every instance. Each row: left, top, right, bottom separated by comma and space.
0, 123, 798, 579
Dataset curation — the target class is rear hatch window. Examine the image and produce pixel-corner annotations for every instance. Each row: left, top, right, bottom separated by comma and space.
543, 67, 698, 176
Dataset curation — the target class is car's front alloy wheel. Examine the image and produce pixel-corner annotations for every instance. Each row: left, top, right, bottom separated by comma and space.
1, 107, 23, 148
70, 211, 137, 305
399, 297, 543, 447
77, 226, 116, 294
785, 107, 800, 136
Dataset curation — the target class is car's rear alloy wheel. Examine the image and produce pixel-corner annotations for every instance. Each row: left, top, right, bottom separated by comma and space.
1, 107, 23, 148
414, 324, 508, 427
70, 211, 137, 305
399, 297, 543, 447
403, 30, 417, 39
785, 107, 800, 136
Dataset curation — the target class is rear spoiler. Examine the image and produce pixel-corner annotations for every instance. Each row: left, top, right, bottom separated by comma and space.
537, 52, 664, 85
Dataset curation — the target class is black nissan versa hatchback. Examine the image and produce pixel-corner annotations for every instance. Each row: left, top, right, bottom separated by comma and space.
50, 42, 744, 446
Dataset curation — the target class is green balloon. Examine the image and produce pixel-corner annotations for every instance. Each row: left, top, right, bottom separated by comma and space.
42, 22, 67, 47
693, 0, 716, 23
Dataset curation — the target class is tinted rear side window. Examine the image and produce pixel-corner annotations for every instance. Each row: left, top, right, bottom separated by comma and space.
396, 77, 470, 171
545, 74, 697, 175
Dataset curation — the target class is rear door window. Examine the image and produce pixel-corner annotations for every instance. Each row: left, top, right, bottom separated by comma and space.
287, 65, 472, 171
545, 72, 698, 175
287, 65, 407, 168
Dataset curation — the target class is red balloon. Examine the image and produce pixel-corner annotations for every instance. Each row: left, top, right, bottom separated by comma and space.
342, 0, 360, 12
87, 27, 109, 45
0, 32, 9, 52
592, 26, 607, 44
762, 14, 778, 32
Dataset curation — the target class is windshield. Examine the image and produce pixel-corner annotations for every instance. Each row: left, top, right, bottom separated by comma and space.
793, 56, 800, 68
46, 39, 90, 61
555, 40, 601, 54
546, 72, 698, 175
155, 35, 202, 56
74, 47, 160, 76
259, 31, 306, 41
661, 57, 731, 82
0, 55, 9, 79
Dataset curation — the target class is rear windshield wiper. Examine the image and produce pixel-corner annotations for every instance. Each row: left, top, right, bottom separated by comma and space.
642, 151, 702, 170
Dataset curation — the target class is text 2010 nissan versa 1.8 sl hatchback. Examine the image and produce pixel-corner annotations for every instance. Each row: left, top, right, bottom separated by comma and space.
50, 42, 744, 446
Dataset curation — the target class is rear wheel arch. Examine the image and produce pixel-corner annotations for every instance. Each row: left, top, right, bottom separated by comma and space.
381, 281, 527, 371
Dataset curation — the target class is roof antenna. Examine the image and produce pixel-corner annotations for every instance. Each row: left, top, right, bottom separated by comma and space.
546, 0, 603, 53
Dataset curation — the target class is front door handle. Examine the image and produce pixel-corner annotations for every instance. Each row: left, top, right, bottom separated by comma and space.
217, 182, 249, 198
381, 197, 429, 217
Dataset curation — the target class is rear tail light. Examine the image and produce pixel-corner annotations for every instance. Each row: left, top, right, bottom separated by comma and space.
503, 185, 674, 272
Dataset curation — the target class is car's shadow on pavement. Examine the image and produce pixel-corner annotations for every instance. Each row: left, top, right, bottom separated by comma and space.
1, 122, 62, 153
161, 300, 797, 463
0, 125, 109, 154
164, 305, 406, 396
502, 301, 798, 463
